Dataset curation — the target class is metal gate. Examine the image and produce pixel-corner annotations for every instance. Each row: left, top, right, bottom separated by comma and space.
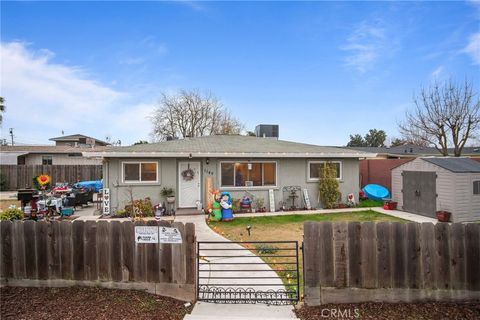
402, 171, 437, 217
197, 241, 300, 305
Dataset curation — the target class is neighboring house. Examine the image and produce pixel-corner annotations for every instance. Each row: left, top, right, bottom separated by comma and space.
49, 133, 110, 147
392, 157, 480, 223
0, 134, 109, 165
348, 144, 480, 159
85, 134, 376, 213
1, 145, 106, 165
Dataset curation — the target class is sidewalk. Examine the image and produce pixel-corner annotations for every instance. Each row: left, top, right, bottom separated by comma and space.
174, 214, 298, 320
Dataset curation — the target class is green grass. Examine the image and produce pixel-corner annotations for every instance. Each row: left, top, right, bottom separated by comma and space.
210, 209, 404, 229
356, 199, 384, 207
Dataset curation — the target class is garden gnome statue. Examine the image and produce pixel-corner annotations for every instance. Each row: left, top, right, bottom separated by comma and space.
220, 191, 234, 221
209, 192, 223, 221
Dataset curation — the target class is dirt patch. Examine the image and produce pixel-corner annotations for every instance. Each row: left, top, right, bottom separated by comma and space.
0, 286, 192, 320
295, 301, 480, 320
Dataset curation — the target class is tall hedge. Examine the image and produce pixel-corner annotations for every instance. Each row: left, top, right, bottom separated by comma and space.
318, 162, 341, 209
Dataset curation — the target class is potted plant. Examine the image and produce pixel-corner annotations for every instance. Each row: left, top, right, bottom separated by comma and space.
253, 197, 265, 213
436, 210, 451, 222
161, 187, 175, 204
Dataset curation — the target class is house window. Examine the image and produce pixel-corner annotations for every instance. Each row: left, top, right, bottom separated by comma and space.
308, 161, 342, 181
220, 161, 276, 187
42, 156, 53, 165
122, 162, 158, 183
474, 181, 480, 195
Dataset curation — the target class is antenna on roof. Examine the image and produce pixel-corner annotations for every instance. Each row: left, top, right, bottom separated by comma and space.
61, 130, 64, 136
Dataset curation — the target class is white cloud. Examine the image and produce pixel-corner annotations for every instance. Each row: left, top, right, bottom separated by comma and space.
0, 41, 154, 144
341, 21, 386, 73
463, 32, 480, 65
431, 65, 444, 79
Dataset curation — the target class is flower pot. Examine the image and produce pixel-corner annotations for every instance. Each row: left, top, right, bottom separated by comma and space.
384, 201, 398, 210
436, 211, 451, 222
167, 196, 176, 204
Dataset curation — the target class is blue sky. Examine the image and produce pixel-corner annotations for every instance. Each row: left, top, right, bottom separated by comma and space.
1, 1, 479, 146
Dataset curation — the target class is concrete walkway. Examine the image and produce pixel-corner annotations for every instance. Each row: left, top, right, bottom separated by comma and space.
174, 214, 298, 320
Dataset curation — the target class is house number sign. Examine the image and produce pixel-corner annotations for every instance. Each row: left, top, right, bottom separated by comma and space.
102, 188, 110, 215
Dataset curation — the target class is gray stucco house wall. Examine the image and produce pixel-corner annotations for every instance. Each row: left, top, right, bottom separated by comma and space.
86, 135, 375, 213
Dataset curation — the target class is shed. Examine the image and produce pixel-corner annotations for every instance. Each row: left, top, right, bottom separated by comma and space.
391, 157, 480, 222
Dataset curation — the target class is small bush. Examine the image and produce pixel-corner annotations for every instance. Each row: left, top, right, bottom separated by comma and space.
124, 198, 154, 217
0, 207, 23, 221
318, 162, 341, 209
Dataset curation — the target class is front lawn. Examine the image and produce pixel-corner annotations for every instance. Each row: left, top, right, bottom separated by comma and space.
208, 210, 406, 299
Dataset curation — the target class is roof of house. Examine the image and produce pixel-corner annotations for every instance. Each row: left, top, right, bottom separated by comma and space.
1, 145, 108, 154
49, 134, 109, 145
422, 157, 480, 173
83, 135, 377, 159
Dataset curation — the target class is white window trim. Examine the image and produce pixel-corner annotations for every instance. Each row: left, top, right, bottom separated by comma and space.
218, 160, 278, 189
121, 161, 159, 184
307, 160, 342, 181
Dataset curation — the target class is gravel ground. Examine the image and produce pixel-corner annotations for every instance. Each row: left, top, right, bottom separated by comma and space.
0, 286, 193, 320
295, 301, 480, 320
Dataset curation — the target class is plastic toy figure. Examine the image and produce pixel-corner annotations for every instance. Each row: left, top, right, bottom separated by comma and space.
209, 192, 223, 221
220, 191, 234, 221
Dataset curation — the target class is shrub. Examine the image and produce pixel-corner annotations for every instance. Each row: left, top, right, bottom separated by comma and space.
318, 161, 341, 209
124, 197, 154, 217
253, 197, 265, 210
0, 207, 23, 221
255, 244, 278, 255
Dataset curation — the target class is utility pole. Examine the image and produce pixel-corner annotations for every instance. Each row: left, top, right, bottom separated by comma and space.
9, 128, 14, 146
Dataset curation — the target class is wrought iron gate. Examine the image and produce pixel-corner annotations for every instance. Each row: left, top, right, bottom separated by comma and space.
197, 241, 300, 305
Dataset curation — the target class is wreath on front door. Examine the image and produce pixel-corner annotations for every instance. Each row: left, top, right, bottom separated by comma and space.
181, 168, 195, 181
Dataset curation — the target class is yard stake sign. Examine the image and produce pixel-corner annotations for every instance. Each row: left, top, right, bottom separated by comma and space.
102, 188, 110, 215
135, 226, 159, 243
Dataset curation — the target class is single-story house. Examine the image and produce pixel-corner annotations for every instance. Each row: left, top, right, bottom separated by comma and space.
392, 157, 480, 222
85, 135, 376, 213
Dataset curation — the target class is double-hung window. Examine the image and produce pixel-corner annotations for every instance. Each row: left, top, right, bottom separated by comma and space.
122, 162, 158, 183
308, 161, 342, 181
220, 161, 276, 187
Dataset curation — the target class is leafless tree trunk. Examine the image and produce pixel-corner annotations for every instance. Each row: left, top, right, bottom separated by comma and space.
399, 79, 480, 156
150, 90, 244, 140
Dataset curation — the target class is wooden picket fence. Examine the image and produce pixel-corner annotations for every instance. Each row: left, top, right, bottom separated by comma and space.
0, 165, 102, 190
0, 220, 196, 301
303, 221, 480, 305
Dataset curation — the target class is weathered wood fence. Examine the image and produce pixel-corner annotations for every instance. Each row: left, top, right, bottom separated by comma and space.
0, 220, 196, 301
0, 165, 102, 190
303, 221, 480, 305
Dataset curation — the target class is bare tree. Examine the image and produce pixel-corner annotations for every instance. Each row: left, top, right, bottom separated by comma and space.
399, 79, 480, 156
151, 90, 244, 140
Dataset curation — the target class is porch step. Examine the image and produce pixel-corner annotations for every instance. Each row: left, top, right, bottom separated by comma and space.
175, 208, 204, 216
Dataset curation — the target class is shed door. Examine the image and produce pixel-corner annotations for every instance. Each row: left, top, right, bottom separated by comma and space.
402, 171, 436, 218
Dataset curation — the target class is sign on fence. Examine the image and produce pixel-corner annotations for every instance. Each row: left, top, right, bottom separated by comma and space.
102, 188, 110, 215
135, 226, 159, 243
160, 227, 183, 244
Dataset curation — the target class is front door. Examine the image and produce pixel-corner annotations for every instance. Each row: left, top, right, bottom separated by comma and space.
178, 161, 201, 208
